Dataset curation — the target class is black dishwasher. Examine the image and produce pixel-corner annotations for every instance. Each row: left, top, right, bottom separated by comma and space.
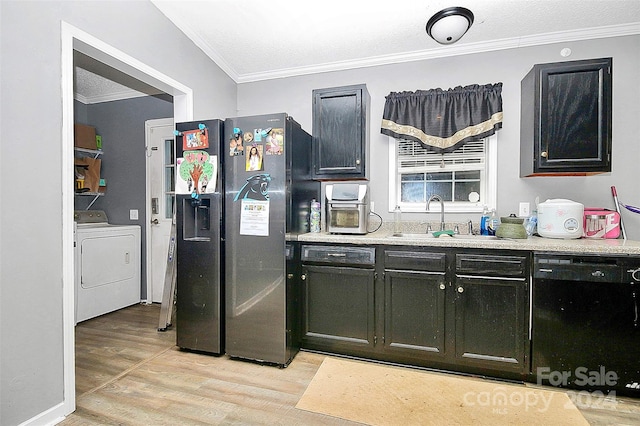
532, 252, 640, 397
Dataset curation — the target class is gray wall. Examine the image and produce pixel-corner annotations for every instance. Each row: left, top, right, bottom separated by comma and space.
1, 1, 639, 424
0, 1, 235, 424
75, 96, 174, 300
74, 99, 89, 124
237, 35, 640, 240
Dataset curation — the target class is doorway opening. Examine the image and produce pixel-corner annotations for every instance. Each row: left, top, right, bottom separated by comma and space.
62, 21, 193, 417
145, 118, 176, 303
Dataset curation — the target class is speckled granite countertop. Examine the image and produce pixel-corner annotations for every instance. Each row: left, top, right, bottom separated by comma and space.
292, 229, 640, 256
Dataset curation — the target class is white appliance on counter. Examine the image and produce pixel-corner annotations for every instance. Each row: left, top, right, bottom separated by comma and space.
536, 199, 584, 239
74, 210, 141, 324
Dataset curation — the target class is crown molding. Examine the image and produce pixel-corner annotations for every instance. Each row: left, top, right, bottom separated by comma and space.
74, 93, 89, 104
74, 89, 149, 105
235, 22, 640, 83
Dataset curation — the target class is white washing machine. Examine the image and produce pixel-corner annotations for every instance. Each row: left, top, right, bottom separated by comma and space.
74, 210, 141, 324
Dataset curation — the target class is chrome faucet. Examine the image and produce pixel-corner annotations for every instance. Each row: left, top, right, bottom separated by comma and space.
426, 194, 445, 231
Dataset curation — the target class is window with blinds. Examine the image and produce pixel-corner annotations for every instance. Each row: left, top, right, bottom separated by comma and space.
389, 135, 497, 213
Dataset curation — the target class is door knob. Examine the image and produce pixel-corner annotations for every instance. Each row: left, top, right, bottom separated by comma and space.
301, 274, 306, 281
439, 283, 445, 290
151, 218, 159, 225
457, 286, 464, 293
541, 151, 548, 158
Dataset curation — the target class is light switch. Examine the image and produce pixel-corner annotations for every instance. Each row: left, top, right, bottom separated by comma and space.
129, 209, 138, 220
518, 202, 530, 217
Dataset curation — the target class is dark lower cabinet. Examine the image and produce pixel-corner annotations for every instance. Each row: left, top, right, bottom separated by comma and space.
383, 250, 447, 361
298, 244, 531, 380
384, 270, 446, 358
453, 275, 528, 373
300, 245, 376, 356
454, 253, 530, 374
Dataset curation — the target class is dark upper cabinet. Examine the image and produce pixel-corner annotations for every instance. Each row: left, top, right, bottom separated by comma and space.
520, 57, 612, 177
312, 84, 370, 180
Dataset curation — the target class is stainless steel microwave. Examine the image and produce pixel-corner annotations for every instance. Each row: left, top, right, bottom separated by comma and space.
326, 183, 369, 234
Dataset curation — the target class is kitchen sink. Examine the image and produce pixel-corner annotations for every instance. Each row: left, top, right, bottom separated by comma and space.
390, 233, 499, 240
450, 234, 499, 240
390, 232, 436, 239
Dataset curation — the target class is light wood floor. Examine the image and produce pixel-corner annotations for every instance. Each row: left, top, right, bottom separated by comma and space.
60, 304, 640, 425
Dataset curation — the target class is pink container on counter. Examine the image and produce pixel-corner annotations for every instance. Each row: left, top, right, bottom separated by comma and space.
583, 208, 621, 239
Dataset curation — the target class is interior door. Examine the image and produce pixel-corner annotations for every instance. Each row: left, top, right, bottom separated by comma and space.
147, 120, 175, 303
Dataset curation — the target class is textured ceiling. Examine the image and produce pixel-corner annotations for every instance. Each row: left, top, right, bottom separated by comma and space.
74, 51, 164, 104
75, 0, 640, 101
152, 0, 640, 82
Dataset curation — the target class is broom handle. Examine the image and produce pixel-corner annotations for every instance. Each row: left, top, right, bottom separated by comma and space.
611, 186, 627, 240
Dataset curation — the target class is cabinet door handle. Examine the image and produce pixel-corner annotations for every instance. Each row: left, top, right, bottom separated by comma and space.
355, 159, 361, 165
457, 286, 464, 293
301, 274, 306, 281
541, 151, 548, 158
439, 283, 446, 290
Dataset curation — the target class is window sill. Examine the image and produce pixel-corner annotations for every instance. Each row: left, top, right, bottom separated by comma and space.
392, 203, 488, 214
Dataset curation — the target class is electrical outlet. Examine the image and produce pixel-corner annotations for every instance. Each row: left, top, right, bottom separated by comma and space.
518, 202, 530, 217
129, 209, 138, 220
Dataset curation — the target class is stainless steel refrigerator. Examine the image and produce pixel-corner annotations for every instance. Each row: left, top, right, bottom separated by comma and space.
224, 113, 319, 366
175, 119, 224, 354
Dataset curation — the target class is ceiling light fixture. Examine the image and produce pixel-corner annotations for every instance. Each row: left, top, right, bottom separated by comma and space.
426, 7, 474, 45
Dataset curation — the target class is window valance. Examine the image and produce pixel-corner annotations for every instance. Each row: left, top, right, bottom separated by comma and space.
381, 83, 503, 152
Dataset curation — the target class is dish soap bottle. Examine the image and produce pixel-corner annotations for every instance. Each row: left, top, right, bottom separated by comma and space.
526, 209, 538, 236
488, 209, 499, 236
393, 205, 402, 235
480, 206, 490, 235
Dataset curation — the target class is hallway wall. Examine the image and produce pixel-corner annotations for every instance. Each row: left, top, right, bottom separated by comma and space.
0, 1, 236, 424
